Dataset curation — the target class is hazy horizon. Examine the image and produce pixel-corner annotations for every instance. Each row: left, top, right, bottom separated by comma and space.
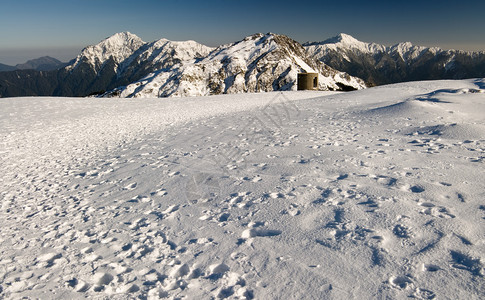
1, 0, 485, 65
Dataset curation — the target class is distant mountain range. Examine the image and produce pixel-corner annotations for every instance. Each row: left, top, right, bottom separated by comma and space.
0, 32, 364, 98
1, 32, 484, 98
304, 33, 485, 86
0, 56, 67, 72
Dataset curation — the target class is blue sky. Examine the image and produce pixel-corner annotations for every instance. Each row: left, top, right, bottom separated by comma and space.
1, 0, 484, 64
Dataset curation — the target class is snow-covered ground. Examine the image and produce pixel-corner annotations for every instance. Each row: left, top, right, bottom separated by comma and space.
1, 80, 484, 299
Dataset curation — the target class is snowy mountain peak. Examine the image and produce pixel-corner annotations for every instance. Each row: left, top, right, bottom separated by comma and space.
387, 42, 443, 61
305, 33, 386, 54
108, 31, 141, 41
244, 32, 266, 40
98, 31, 143, 46
229, 33, 297, 53
114, 37, 213, 76
238, 32, 294, 46
242, 32, 279, 39
226, 32, 278, 51
396, 41, 414, 49
390, 42, 419, 59
327, 33, 361, 45
68, 32, 145, 71
304, 33, 362, 47
15, 56, 66, 71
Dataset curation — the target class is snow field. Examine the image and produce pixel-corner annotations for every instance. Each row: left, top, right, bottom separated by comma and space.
0, 80, 484, 299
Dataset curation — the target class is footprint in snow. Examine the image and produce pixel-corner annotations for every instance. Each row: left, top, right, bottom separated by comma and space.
225, 192, 253, 208
36, 252, 62, 267
418, 202, 455, 219
393, 224, 412, 239
150, 188, 167, 196
399, 183, 425, 193
130, 195, 151, 203
238, 220, 282, 239
413, 288, 436, 299
162, 204, 179, 217
281, 203, 300, 216
336, 174, 348, 180
389, 275, 413, 289
268, 192, 284, 199
123, 182, 137, 190
410, 185, 425, 193
242, 176, 262, 182
422, 264, 440, 272
374, 175, 397, 186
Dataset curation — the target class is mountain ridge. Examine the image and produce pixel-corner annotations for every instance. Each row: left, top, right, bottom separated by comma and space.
2, 32, 485, 97
16, 56, 68, 71
105, 32, 364, 98
0, 56, 67, 72
304, 33, 483, 56
0, 32, 364, 98
304, 33, 485, 85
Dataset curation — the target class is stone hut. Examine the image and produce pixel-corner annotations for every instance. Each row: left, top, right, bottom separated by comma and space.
297, 73, 318, 90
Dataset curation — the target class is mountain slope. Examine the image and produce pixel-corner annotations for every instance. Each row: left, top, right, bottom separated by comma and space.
56, 32, 148, 96
0, 70, 59, 96
103, 37, 214, 94
107, 33, 365, 98
305, 33, 485, 86
0, 33, 212, 98
67, 32, 145, 72
43, 32, 212, 97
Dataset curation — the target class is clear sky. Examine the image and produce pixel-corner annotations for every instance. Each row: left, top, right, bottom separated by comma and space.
1, 0, 484, 65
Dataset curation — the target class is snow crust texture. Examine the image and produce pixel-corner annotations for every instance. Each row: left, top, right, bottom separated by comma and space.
1, 80, 484, 299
